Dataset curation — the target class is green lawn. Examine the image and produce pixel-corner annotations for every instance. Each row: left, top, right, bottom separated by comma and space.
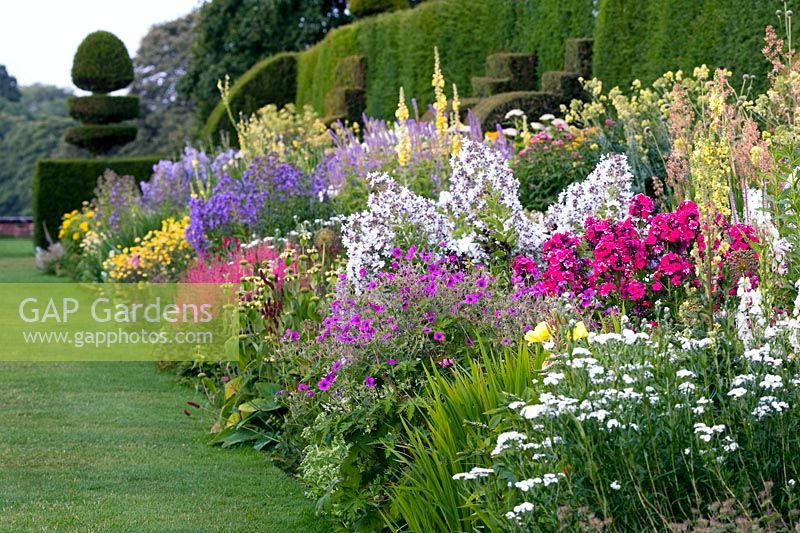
0, 238, 324, 531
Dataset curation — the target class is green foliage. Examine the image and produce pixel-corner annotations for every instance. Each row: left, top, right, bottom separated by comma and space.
484, 52, 538, 87
334, 55, 367, 88
0, 117, 72, 216
540, 70, 583, 101
203, 53, 299, 144
123, 12, 197, 156
0, 65, 21, 102
64, 125, 138, 155
512, 120, 601, 212
385, 343, 541, 531
296, 0, 595, 119
324, 87, 365, 121
593, 0, 800, 90
70, 31, 134, 93
349, 0, 409, 18
32, 157, 159, 247
67, 96, 140, 124
179, 0, 352, 125
0, 84, 73, 216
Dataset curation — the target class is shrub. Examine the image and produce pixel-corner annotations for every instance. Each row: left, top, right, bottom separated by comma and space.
349, 0, 409, 18
202, 53, 298, 145
67, 95, 139, 124
64, 125, 138, 154
32, 157, 160, 247
70, 31, 134, 93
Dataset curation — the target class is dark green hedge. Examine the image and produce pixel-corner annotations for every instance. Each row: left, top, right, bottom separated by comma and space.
68, 95, 140, 124
202, 52, 298, 144
65, 125, 138, 154
297, 0, 594, 119
350, 0, 409, 18
71, 31, 134, 93
32, 157, 159, 247
594, 0, 798, 90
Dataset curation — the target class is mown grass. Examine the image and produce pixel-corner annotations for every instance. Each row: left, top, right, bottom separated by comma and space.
0, 238, 325, 531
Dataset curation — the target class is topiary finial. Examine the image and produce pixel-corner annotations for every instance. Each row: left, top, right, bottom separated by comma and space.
71, 31, 134, 93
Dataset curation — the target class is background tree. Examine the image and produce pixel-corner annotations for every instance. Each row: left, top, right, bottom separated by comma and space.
0, 76, 73, 215
120, 11, 199, 155
0, 65, 21, 102
178, 0, 351, 124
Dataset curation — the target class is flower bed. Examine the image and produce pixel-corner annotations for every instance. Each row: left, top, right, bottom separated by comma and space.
39, 22, 800, 531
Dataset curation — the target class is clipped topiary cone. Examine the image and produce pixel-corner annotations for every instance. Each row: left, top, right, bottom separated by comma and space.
71, 31, 134, 93
67, 30, 139, 155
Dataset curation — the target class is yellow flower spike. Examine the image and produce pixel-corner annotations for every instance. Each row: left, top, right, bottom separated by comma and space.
524, 321, 552, 344
571, 321, 589, 341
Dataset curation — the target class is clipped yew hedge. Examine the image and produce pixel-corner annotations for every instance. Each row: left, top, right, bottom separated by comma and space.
67, 95, 140, 124
33, 157, 159, 247
593, 0, 800, 89
201, 0, 594, 134
64, 125, 139, 155
297, 0, 595, 118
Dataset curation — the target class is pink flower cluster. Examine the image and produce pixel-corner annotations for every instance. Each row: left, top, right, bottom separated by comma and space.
515, 194, 757, 313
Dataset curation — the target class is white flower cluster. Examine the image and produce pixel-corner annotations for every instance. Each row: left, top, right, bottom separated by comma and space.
744, 187, 791, 275
735, 276, 766, 349
543, 153, 634, 234
452, 466, 494, 481
342, 172, 453, 283
447, 139, 546, 254
342, 140, 547, 286
504, 501, 534, 522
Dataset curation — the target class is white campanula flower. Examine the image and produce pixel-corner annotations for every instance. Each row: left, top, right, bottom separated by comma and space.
610, 480, 621, 490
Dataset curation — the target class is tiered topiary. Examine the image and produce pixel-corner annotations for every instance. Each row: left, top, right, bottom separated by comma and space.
65, 31, 139, 155
349, 0, 409, 18
470, 38, 593, 128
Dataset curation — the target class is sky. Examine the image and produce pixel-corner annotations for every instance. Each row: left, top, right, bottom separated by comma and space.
1, 0, 203, 91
